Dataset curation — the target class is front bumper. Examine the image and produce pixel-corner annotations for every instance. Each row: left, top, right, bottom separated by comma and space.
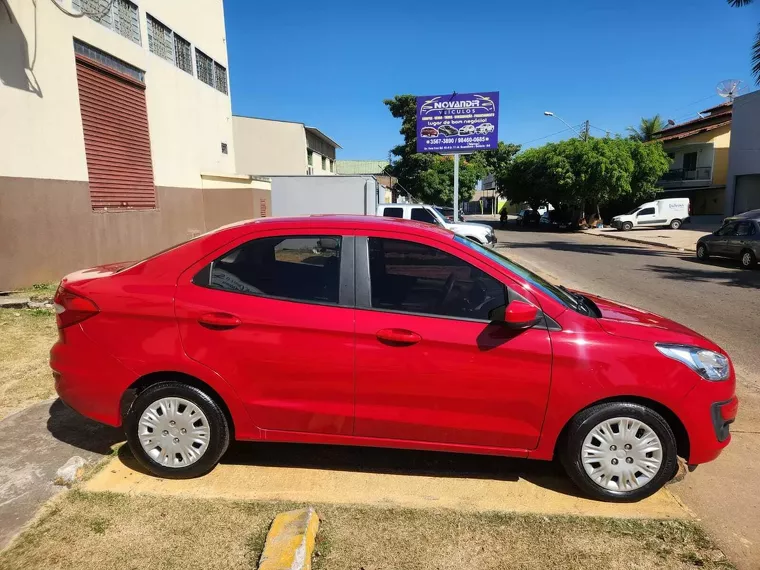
611, 220, 622, 229
678, 377, 738, 465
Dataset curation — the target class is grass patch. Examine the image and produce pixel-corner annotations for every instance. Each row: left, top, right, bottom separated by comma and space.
19, 282, 58, 302
0, 308, 57, 420
0, 492, 733, 570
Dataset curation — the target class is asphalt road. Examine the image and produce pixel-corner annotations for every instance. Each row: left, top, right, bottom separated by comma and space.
494, 225, 760, 569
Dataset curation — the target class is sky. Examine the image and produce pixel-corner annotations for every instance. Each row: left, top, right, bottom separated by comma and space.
225, 0, 758, 160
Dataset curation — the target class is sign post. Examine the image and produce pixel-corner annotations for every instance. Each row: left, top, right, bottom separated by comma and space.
415, 91, 499, 222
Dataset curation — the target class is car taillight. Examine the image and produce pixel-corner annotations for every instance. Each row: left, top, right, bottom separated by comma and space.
54, 286, 99, 329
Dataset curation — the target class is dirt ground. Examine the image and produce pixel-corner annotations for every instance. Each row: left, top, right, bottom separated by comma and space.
0, 490, 732, 570
0, 308, 57, 421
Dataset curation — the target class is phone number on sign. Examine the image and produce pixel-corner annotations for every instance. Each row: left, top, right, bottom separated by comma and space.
425, 136, 490, 146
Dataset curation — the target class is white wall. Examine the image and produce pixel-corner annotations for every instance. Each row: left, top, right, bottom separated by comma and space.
233, 116, 308, 176
311, 151, 335, 175
725, 91, 760, 214
0, 0, 234, 187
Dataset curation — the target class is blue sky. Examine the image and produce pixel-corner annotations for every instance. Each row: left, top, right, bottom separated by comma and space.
225, 0, 757, 160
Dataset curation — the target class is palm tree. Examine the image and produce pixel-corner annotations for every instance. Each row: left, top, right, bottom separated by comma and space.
728, 0, 760, 84
626, 115, 665, 142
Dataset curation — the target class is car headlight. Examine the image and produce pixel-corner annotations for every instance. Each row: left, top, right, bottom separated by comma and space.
655, 344, 730, 381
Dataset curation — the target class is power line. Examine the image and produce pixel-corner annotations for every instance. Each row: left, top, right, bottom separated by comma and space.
518, 126, 581, 146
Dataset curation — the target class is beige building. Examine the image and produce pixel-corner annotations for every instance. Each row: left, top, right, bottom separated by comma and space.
0, 0, 270, 290
233, 116, 340, 176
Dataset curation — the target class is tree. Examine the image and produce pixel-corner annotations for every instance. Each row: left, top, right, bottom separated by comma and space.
497, 137, 670, 213
626, 115, 665, 142
384, 94, 487, 204
727, 0, 760, 84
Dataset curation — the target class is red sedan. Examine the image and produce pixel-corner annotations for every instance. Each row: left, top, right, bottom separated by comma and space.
50, 216, 737, 501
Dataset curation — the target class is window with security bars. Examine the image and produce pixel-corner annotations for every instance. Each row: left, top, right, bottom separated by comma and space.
174, 34, 193, 75
73, 0, 140, 45
147, 15, 174, 63
214, 62, 228, 94
195, 49, 214, 87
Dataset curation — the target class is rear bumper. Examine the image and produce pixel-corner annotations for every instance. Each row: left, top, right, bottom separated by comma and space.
679, 378, 738, 465
50, 325, 136, 427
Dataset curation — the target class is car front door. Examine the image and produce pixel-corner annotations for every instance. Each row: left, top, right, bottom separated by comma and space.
175, 230, 356, 436
635, 207, 658, 227
353, 233, 553, 451
727, 221, 754, 258
710, 222, 738, 256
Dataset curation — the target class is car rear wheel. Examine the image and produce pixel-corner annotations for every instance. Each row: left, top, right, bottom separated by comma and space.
670, 219, 682, 230
125, 381, 230, 479
740, 249, 757, 269
696, 243, 709, 261
622, 222, 633, 231
559, 402, 678, 502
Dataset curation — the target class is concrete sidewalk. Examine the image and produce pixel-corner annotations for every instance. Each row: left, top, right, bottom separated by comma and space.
0, 399, 122, 549
584, 226, 713, 252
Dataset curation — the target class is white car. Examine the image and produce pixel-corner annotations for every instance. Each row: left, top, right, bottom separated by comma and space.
376, 204, 496, 246
476, 123, 494, 134
458, 124, 476, 135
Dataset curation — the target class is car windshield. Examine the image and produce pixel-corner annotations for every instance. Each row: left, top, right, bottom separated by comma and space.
428, 207, 448, 225
454, 236, 584, 312
625, 207, 640, 215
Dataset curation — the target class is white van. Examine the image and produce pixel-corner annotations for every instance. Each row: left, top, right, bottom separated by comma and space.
610, 198, 690, 231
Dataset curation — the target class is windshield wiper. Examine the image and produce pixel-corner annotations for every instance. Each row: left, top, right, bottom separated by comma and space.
559, 285, 590, 314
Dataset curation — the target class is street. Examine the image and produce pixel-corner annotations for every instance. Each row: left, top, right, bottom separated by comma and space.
494, 225, 760, 569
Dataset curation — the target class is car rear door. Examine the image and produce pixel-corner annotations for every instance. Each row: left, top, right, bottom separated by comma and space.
174, 227, 356, 436
352, 231, 553, 451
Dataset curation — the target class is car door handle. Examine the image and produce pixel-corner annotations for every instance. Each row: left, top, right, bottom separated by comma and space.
376, 328, 421, 346
198, 312, 241, 330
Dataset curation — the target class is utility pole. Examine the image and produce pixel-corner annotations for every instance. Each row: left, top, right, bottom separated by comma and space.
583, 120, 590, 142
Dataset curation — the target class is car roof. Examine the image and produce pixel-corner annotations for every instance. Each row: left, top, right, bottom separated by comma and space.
733, 209, 760, 219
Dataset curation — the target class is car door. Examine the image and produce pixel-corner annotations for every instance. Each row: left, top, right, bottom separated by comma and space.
635, 206, 657, 227
174, 230, 356, 436
353, 232, 553, 451
728, 221, 754, 258
710, 222, 738, 256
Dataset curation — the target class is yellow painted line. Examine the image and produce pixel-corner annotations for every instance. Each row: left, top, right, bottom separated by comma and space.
84, 454, 689, 520
258, 508, 319, 570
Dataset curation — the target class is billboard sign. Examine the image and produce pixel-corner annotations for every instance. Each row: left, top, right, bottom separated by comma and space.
416, 91, 499, 153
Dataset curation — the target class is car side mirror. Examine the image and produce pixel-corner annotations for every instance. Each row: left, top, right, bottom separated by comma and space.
488, 300, 541, 330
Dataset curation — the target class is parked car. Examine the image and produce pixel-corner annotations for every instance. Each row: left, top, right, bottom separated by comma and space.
51, 215, 737, 501
377, 203, 495, 245
458, 124, 476, 135
722, 208, 760, 226
420, 127, 438, 138
438, 125, 458, 136
610, 198, 690, 231
516, 209, 541, 226
696, 218, 759, 269
434, 206, 455, 222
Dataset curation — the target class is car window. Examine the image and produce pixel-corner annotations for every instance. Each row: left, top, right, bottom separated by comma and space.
207, 235, 342, 304
410, 207, 438, 225
637, 207, 655, 216
368, 238, 505, 320
736, 222, 753, 236
752, 223, 758, 236
716, 222, 738, 236
382, 207, 403, 219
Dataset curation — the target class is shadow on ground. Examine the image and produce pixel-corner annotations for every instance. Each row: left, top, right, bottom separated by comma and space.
117, 440, 586, 499
46, 399, 123, 454
501, 238, 681, 259
643, 257, 760, 290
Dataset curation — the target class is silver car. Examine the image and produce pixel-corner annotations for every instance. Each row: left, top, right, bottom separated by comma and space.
696, 218, 760, 269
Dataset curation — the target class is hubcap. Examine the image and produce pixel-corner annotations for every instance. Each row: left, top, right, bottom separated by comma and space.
698, 246, 705, 258
581, 417, 663, 491
743, 253, 751, 266
138, 397, 210, 468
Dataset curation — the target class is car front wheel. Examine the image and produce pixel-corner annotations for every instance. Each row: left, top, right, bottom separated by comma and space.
696, 243, 709, 261
125, 381, 230, 479
560, 402, 678, 502
622, 222, 633, 231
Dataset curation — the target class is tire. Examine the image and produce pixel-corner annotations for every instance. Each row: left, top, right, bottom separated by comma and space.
125, 381, 230, 479
740, 249, 757, 270
670, 219, 682, 230
559, 402, 678, 502
696, 243, 709, 261
622, 222, 633, 231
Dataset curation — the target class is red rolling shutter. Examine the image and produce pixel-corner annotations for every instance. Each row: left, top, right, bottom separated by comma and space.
75, 55, 156, 209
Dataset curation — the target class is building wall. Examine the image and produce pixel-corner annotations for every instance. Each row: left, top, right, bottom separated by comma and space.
233, 116, 308, 175
311, 151, 334, 175
725, 91, 760, 215
664, 125, 731, 186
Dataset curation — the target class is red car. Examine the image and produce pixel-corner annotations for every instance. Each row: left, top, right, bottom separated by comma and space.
50, 216, 737, 501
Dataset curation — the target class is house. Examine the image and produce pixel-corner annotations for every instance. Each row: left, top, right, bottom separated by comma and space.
0, 0, 270, 291
651, 102, 732, 217
724, 90, 760, 215
233, 116, 340, 176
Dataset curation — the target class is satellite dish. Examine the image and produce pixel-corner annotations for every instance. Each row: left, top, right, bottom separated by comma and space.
716, 79, 748, 102
667, 119, 676, 126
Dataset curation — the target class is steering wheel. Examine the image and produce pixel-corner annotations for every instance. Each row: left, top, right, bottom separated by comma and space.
439, 273, 457, 309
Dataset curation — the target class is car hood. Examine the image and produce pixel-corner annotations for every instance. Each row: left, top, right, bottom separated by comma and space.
447, 221, 491, 234
582, 293, 720, 350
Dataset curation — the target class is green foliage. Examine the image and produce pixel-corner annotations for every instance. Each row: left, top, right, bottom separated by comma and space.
384, 94, 510, 205
497, 137, 671, 210
626, 115, 665, 142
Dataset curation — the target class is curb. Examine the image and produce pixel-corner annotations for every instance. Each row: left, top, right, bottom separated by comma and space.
583, 230, 696, 252
258, 507, 320, 570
